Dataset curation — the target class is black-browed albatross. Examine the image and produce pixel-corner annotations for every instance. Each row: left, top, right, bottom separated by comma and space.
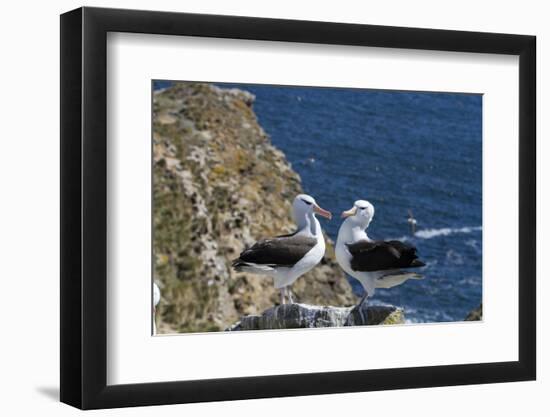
232, 194, 332, 304
335, 200, 425, 307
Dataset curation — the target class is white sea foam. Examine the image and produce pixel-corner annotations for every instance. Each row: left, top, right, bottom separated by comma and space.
392, 226, 482, 242
414, 226, 482, 239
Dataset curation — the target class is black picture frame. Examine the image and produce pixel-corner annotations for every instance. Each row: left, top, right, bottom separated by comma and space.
60, 6, 536, 410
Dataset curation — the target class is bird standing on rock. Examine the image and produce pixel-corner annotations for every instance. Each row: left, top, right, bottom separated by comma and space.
232, 194, 332, 305
335, 200, 425, 309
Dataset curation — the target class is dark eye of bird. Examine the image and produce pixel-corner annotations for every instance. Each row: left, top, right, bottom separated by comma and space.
301, 199, 312, 205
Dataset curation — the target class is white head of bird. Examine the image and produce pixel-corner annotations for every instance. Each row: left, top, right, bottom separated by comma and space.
338, 200, 375, 242
292, 194, 332, 235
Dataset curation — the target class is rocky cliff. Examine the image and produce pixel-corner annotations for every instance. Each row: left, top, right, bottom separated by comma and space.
153, 82, 356, 333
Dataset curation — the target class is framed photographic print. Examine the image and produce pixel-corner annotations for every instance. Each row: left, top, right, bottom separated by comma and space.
60, 6, 536, 410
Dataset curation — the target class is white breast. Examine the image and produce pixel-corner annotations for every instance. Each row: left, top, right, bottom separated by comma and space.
335, 240, 353, 276
273, 232, 325, 289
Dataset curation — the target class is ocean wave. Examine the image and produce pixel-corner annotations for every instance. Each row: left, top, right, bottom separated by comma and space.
393, 226, 482, 242
415, 226, 482, 239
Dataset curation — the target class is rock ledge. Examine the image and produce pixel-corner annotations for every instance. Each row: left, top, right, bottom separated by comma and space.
227, 303, 404, 331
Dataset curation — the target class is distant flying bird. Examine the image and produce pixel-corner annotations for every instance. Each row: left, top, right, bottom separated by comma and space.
153, 282, 160, 335
407, 209, 417, 235
335, 200, 425, 308
232, 194, 332, 305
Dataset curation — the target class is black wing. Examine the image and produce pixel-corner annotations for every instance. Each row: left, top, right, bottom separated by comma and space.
233, 234, 317, 267
346, 240, 425, 272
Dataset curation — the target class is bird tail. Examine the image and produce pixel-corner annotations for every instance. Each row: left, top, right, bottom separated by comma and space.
376, 271, 424, 289
232, 260, 275, 275
231, 259, 248, 271
411, 259, 426, 268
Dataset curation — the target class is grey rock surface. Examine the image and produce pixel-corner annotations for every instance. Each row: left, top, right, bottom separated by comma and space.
227, 303, 405, 331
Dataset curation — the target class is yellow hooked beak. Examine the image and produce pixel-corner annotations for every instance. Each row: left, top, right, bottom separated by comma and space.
341, 206, 357, 219
313, 204, 332, 220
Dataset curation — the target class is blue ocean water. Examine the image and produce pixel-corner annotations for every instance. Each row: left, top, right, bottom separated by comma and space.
154, 81, 483, 323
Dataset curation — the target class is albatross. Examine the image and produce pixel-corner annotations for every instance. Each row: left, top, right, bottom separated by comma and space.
335, 200, 425, 307
232, 194, 332, 304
